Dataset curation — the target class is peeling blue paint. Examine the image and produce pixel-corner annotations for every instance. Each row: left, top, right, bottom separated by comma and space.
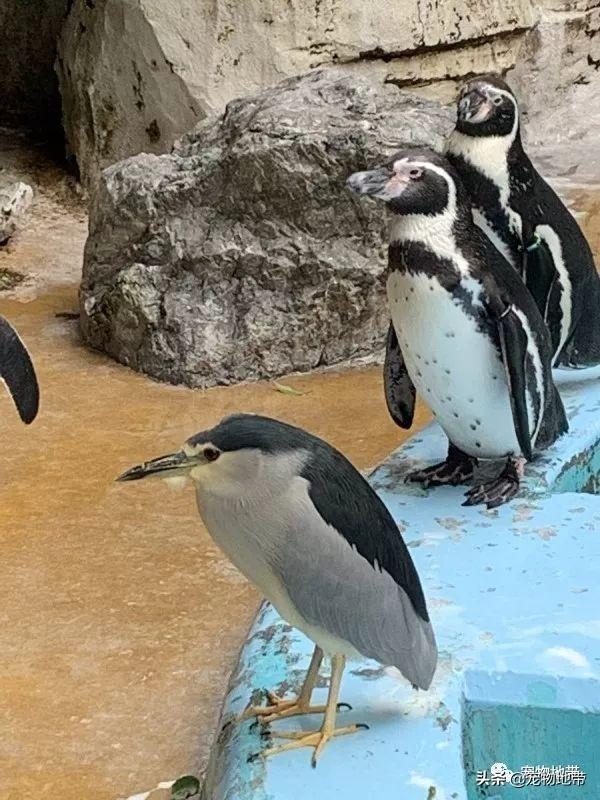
202, 369, 600, 800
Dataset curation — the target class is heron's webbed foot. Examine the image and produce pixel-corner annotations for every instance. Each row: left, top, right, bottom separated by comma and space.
407, 443, 476, 487
260, 722, 368, 767
462, 456, 524, 509
240, 645, 327, 724
241, 690, 330, 724
247, 651, 358, 766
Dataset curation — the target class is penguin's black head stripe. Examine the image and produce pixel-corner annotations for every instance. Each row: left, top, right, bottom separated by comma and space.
347, 148, 472, 219
459, 73, 514, 99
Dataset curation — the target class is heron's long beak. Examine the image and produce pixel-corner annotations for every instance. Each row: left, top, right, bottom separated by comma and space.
117, 451, 192, 482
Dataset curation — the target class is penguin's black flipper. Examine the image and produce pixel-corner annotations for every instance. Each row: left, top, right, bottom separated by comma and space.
543, 274, 564, 360
523, 232, 557, 335
0, 315, 40, 424
494, 304, 533, 461
384, 321, 416, 429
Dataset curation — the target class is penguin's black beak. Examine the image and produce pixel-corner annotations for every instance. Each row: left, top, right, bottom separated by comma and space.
458, 88, 492, 124
346, 168, 391, 197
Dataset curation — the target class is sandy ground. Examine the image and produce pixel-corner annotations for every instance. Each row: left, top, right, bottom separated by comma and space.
0, 133, 430, 800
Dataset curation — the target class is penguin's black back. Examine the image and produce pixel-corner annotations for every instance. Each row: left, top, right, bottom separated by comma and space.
510, 157, 600, 366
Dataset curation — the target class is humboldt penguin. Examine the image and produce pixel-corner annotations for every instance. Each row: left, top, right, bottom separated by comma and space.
0, 315, 39, 424
347, 149, 567, 508
446, 74, 600, 368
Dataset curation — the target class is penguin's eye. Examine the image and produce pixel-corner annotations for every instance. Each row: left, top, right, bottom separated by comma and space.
204, 447, 220, 462
492, 96, 503, 107
408, 167, 423, 180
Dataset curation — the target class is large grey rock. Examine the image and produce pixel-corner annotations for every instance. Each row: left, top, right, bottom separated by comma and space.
80, 69, 453, 388
57, 0, 534, 186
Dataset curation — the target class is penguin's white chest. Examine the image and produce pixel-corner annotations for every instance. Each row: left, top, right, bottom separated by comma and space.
387, 271, 521, 459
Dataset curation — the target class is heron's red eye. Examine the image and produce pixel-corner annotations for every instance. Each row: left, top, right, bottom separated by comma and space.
409, 168, 422, 180
204, 447, 220, 462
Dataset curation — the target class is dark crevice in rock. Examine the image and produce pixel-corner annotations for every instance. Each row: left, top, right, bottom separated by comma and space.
353, 26, 532, 66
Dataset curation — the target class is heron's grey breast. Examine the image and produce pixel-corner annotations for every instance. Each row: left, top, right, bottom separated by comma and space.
194, 488, 290, 609
193, 482, 360, 659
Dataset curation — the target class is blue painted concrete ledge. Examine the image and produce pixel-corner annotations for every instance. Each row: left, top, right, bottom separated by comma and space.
201, 369, 600, 800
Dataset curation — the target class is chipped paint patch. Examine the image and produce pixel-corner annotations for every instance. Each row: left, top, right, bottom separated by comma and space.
435, 702, 455, 731
435, 517, 465, 531
512, 502, 536, 522
409, 773, 445, 800
536, 526, 557, 540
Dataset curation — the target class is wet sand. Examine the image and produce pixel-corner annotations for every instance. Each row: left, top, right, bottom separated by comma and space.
0, 135, 598, 799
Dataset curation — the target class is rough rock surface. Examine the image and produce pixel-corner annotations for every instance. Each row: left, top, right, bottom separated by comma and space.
80, 70, 453, 388
57, 0, 534, 186
56, 0, 204, 185
0, 181, 33, 244
509, 0, 600, 157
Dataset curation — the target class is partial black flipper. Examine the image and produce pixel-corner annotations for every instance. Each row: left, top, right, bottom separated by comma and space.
523, 233, 556, 319
543, 275, 563, 360
384, 322, 416, 429
523, 231, 568, 363
492, 302, 533, 461
0, 315, 39, 424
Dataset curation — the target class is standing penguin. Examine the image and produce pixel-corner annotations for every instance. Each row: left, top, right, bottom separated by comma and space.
446, 74, 600, 367
0, 315, 39, 424
347, 149, 567, 508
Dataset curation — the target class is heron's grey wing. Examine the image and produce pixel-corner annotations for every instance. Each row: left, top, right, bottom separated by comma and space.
274, 480, 437, 690
0, 316, 39, 424
384, 322, 416, 429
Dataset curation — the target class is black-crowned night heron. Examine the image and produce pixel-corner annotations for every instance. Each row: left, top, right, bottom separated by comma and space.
0, 315, 39, 424
118, 413, 437, 765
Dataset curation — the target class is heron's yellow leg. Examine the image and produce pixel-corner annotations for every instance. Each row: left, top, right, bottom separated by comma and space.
241, 645, 327, 723
261, 654, 367, 767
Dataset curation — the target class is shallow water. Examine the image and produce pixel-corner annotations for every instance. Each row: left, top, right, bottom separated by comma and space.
0, 136, 598, 800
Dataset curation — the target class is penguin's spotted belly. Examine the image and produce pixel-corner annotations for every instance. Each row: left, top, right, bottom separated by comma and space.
387, 271, 521, 459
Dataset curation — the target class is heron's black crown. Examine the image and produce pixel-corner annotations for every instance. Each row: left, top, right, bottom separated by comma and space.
187, 414, 318, 454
